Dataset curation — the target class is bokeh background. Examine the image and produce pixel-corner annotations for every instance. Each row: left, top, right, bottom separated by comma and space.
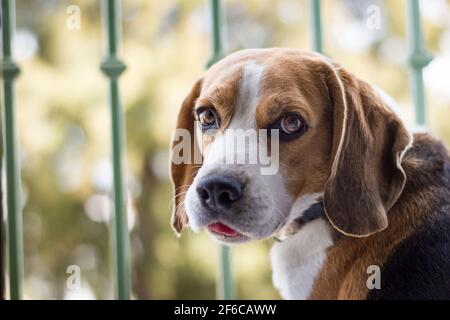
2, 0, 450, 299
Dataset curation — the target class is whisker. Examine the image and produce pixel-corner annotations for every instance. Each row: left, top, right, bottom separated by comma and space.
174, 184, 192, 192
168, 191, 189, 210
174, 200, 186, 215
191, 167, 201, 177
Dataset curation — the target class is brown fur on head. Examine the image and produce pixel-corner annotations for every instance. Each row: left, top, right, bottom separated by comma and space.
170, 79, 202, 234
170, 48, 411, 240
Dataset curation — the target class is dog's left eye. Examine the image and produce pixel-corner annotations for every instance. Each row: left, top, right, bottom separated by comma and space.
196, 107, 220, 131
271, 113, 308, 140
281, 114, 304, 134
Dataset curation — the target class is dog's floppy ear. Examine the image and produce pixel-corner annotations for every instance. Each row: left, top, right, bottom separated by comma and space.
170, 80, 202, 235
322, 63, 412, 237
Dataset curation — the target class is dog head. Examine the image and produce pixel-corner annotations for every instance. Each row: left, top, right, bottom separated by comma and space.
171, 48, 411, 244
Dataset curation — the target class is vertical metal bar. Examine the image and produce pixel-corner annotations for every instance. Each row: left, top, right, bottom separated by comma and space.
100, 0, 131, 300
0, 0, 23, 300
207, 0, 223, 67
309, 0, 323, 53
0, 171, 4, 300
406, 0, 432, 126
206, 0, 234, 300
217, 244, 233, 300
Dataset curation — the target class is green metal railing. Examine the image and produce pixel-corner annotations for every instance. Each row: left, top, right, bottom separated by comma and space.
0, 0, 131, 300
0, 0, 431, 300
100, 0, 131, 300
309, 0, 323, 53
406, 0, 432, 126
1, 0, 23, 300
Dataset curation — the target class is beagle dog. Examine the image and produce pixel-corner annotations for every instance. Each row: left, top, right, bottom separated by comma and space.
171, 48, 450, 299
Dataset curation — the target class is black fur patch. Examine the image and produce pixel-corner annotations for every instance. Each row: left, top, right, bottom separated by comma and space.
368, 134, 450, 300
368, 210, 450, 299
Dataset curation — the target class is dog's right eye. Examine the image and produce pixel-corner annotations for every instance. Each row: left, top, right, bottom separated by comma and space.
196, 107, 220, 131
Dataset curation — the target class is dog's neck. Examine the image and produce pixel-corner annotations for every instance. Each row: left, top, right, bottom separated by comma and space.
270, 211, 334, 299
270, 197, 336, 299
275, 201, 325, 242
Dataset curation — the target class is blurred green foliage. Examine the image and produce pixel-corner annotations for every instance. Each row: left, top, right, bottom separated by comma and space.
2, 0, 449, 299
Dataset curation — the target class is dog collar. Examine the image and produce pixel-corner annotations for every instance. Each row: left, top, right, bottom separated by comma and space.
274, 201, 324, 242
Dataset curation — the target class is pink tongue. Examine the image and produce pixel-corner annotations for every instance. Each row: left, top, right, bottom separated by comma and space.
208, 223, 239, 236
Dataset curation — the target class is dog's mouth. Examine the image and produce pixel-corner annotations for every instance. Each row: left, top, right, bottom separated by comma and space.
207, 222, 240, 237
206, 222, 250, 243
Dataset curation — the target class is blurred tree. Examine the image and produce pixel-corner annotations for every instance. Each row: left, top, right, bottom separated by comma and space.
132, 152, 157, 299
0, 0, 448, 300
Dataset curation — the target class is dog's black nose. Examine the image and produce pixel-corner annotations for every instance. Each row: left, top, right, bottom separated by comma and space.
197, 175, 243, 211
